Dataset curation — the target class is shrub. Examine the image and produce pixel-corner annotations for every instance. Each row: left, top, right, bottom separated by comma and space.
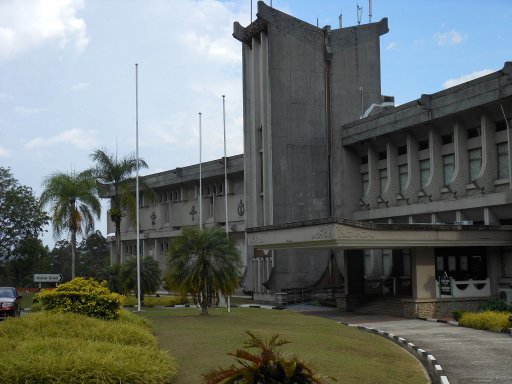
479, 299, 512, 312
36, 277, 123, 320
0, 311, 176, 384
452, 310, 466, 321
459, 310, 512, 332
202, 330, 334, 383
122, 294, 188, 307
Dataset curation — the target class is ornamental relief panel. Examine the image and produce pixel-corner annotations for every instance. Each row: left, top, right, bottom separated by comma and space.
333, 225, 375, 239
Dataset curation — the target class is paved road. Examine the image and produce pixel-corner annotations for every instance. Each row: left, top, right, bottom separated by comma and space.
290, 306, 512, 384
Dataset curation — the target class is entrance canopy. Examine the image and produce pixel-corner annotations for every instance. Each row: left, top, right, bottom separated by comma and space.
247, 218, 512, 250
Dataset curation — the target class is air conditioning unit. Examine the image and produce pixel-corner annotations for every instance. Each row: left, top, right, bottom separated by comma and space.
498, 288, 512, 305
454, 220, 473, 225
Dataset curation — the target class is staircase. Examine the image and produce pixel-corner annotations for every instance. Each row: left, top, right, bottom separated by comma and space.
353, 296, 404, 317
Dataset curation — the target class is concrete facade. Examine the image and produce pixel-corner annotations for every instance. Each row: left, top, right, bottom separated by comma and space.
103, 155, 246, 274
234, 1, 512, 316
104, 2, 512, 317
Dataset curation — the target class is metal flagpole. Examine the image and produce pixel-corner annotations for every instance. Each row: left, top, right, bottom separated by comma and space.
135, 63, 142, 312
223, 95, 230, 313
199, 112, 203, 229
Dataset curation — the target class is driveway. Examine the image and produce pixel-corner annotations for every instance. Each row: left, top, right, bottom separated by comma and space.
291, 306, 512, 384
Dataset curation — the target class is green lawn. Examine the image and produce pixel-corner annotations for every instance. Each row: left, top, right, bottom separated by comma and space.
139, 307, 429, 384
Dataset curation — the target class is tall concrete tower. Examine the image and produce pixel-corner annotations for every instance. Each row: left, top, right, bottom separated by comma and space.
234, 1, 389, 298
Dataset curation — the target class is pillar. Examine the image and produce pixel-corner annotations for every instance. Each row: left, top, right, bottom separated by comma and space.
411, 248, 436, 299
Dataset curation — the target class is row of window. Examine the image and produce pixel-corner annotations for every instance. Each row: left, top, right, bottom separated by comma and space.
362, 142, 509, 195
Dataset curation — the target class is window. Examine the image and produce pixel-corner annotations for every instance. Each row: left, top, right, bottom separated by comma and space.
361, 173, 369, 195
402, 249, 411, 276
443, 154, 455, 186
495, 120, 507, 132
420, 159, 430, 187
418, 140, 429, 151
468, 148, 482, 181
379, 168, 387, 193
467, 127, 481, 138
361, 155, 368, 164
398, 145, 407, 156
442, 134, 453, 145
378, 151, 387, 160
399, 164, 408, 192
164, 203, 170, 223
382, 249, 392, 276
497, 142, 509, 180
138, 192, 144, 207
502, 248, 512, 277
364, 250, 373, 276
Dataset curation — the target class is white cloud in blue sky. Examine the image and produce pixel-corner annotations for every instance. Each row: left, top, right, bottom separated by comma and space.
0, 0, 88, 61
443, 69, 495, 89
434, 30, 465, 46
24, 128, 99, 151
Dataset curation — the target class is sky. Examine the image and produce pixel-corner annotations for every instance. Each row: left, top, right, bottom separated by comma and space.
1, 0, 511, 247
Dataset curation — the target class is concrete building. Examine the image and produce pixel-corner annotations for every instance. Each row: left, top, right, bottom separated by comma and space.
236, 2, 512, 317
104, 155, 246, 274
105, 1, 512, 317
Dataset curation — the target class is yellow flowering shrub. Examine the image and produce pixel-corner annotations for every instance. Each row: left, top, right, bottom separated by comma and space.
36, 277, 124, 320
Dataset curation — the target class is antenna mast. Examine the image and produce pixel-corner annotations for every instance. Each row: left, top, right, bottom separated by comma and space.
357, 4, 363, 25
369, 0, 373, 23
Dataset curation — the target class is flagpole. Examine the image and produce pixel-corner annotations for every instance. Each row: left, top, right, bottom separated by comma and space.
223, 95, 231, 313
199, 112, 203, 229
135, 63, 141, 312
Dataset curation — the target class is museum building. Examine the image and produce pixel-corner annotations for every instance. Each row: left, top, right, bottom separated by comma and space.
105, 1, 512, 317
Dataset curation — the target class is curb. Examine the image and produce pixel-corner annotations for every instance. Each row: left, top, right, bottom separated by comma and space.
340, 322, 450, 384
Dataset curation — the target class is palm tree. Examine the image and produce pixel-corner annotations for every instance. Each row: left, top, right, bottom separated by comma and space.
89, 148, 148, 264
120, 255, 162, 301
167, 226, 242, 314
40, 171, 101, 279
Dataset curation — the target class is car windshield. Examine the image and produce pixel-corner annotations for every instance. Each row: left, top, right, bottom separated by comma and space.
0, 289, 16, 298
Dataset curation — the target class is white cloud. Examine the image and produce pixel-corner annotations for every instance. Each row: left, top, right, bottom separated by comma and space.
15, 106, 48, 115
0, 0, 88, 61
434, 30, 464, 46
442, 69, 495, 89
386, 42, 397, 50
24, 128, 98, 150
0, 145, 10, 157
70, 82, 89, 91
0, 93, 11, 101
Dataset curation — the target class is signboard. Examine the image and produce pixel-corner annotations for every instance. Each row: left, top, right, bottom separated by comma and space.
34, 274, 63, 283
439, 276, 452, 296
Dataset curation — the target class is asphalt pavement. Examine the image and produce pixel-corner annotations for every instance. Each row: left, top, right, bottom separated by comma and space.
288, 305, 512, 384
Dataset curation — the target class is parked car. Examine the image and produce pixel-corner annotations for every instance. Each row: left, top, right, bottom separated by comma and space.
0, 287, 22, 318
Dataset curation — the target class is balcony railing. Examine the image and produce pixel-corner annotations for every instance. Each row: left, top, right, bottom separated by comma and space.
436, 278, 490, 298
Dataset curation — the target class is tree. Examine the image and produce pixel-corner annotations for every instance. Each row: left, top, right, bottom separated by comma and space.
120, 256, 162, 300
40, 171, 101, 279
0, 237, 50, 287
0, 167, 48, 260
49, 240, 72, 282
77, 230, 110, 279
89, 148, 148, 264
167, 226, 242, 314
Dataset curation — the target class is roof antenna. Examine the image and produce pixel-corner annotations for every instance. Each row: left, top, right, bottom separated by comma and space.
357, 4, 363, 25
338, 12, 342, 28
317, 16, 319, 27
369, 0, 372, 23
250, 0, 252, 23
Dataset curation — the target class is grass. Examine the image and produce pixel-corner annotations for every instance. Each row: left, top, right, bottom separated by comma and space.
0, 310, 176, 383
139, 307, 429, 384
